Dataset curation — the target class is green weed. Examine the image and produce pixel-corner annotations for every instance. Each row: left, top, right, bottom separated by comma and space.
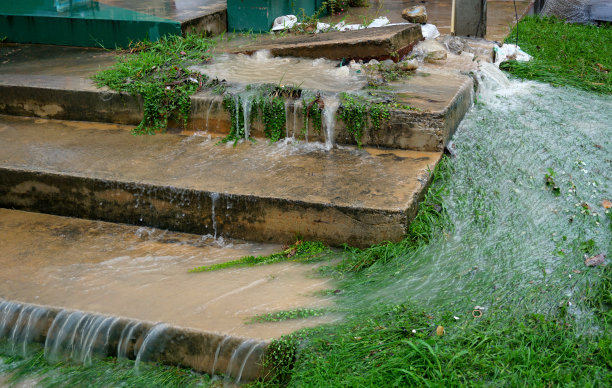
93, 34, 216, 134
188, 240, 329, 272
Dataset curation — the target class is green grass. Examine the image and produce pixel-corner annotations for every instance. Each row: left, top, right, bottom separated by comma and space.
0, 350, 211, 387
500, 16, 612, 94
92, 34, 215, 134
189, 240, 329, 272
247, 308, 328, 324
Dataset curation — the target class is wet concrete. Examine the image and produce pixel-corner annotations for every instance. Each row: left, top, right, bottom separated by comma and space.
0, 115, 440, 247
231, 24, 423, 61
318, 0, 533, 41
0, 44, 473, 151
0, 209, 334, 340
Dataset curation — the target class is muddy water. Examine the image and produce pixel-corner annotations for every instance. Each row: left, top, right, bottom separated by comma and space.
0, 210, 335, 339
192, 50, 367, 92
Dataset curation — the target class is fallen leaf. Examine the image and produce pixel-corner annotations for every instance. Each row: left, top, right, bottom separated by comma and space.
436, 326, 445, 336
602, 199, 611, 209
572, 269, 582, 274
585, 253, 606, 267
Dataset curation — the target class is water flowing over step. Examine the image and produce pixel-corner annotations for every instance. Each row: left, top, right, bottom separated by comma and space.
0, 115, 441, 247
0, 301, 265, 383
0, 45, 474, 152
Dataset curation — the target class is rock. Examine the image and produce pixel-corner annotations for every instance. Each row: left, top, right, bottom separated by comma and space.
412, 40, 448, 63
402, 6, 428, 24
585, 253, 606, 267
398, 58, 418, 71
367, 59, 379, 66
382, 59, 395, 68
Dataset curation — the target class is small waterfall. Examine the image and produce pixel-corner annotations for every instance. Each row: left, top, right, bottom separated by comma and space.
117, 321, 141, 359
224, 339, 257, 384
242, 97, 252, 140
475, 62, 512, 98
322, 94, 340, 150
292, 102, 299, 139
205, 99, 215, 130
211, 335, 230, 375
210, 192, 220, 238
134, 323, 167, 371
0, 302, 46, 357
235, 341, 263, 384
284, 100, 290, 139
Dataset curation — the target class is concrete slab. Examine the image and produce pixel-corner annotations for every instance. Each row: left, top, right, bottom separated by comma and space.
0, 115, 441, 247
0, 0, 226, 48
0, 209, 332, 340
0, 44, 473, 152
232, 24, 423, 61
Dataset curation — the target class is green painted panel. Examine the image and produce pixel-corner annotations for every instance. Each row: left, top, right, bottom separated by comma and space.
0, 0, 182, 48
227, 0, 327, 32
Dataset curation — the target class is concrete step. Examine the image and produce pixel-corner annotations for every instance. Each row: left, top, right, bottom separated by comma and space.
0, 44, 473, 152
0, 209, 336, 381
0, 115, 440, 247
230, 24, 423, 61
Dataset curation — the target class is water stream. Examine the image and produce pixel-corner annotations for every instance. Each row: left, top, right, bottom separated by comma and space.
341, 68, 611, 330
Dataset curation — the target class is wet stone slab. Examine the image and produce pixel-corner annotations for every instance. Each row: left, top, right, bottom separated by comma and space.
0, 209, 334, 340
0, 115, 440, 247
230, 24, 423, 61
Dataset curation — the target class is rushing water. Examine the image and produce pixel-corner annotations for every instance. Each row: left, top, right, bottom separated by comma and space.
342, 69, 611, 330
193, 50, 366, 92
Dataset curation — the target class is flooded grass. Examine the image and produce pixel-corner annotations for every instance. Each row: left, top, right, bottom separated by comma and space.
0, 349, 211, 388
500, 16, 612, 94
262, 77, 611, 385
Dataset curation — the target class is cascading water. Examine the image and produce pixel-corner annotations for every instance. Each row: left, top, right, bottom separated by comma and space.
322, 94, 340, 150
134, 323, 167, 371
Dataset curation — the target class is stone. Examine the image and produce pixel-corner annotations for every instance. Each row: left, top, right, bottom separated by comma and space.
412, 40, 448, 63
398, 59, 418, 71
402, 5, 428, 24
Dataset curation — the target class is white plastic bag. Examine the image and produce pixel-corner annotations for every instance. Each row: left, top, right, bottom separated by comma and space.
494, 44, 532, 65
421, 24, 440, 39
272, 15, 297, 31
367, 17, 390, 28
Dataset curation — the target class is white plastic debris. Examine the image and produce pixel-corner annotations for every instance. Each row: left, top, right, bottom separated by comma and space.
316, 22, 331, 33
494, 44, 532, 65
421, 23, 440, 39
271, 15, 297, 31
339, 23, 365, 31
367, 16, 390, 28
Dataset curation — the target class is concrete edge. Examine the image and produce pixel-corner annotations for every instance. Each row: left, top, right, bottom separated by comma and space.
0, 299, 268, 382
0, 166, 413, 247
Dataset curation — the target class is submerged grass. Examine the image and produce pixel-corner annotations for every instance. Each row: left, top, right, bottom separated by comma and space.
247, 308, 328, 324
0, 350, 210, 387
500, 16, 612, 94
189, 240, 329, 272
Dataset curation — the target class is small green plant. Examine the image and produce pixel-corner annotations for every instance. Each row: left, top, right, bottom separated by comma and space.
93, 34, 215, 134
189, 240, 329, 272
261, 334, 300, 385
544, 168, 561, 196
302, 95, 323, 136
338, 93, 394, 146
247, 308, 327, 324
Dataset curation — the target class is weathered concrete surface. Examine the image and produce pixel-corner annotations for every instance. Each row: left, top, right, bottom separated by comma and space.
0, 44, 473, 152
231, 24, 423, 61
0, 300, 268, 381
0, 209, 333, 341
454, 0, 487, 38
0, 115, 440, 247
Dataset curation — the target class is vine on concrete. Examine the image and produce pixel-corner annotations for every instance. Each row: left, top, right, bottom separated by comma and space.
339, 93, 393, 146
302, 96, 323, 136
